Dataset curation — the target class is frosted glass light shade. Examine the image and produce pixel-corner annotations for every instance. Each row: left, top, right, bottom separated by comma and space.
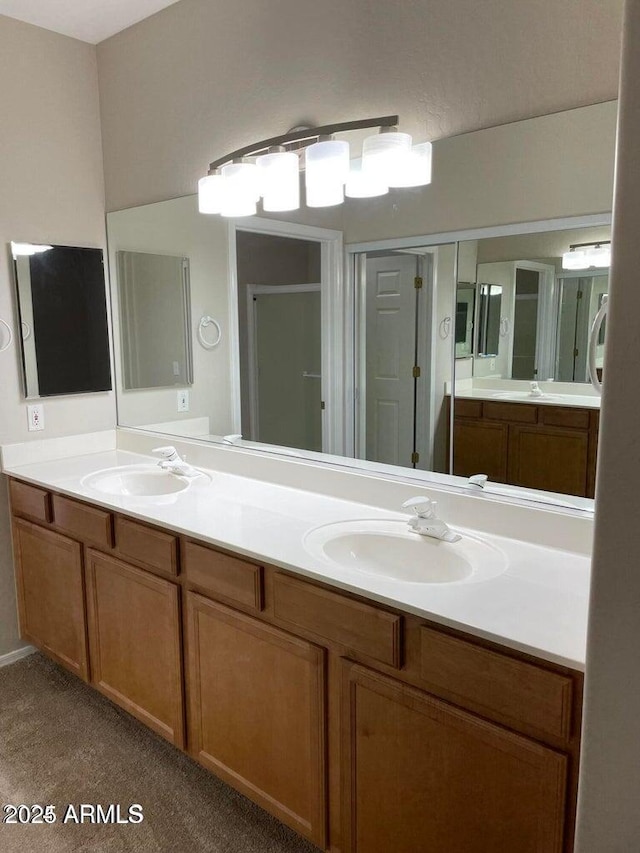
362, 131, 412, 185
256, 151, 300, 211
198, 174, 225, 214
590, 245, 611, 267
562, 245, 611, 270
388, 141, 433, 188
345, 158, 389, 199
220, 162, 259, 217
305, 140, 349, 207
562, 249, 588, 270
306, 180, 344, 207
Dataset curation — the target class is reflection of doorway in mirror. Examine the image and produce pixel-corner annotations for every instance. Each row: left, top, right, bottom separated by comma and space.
247, 285, 322, 452
236, 229, 329, 453
556, 274, 609, 382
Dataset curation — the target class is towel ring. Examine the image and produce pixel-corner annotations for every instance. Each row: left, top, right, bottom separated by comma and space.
0, 318, 13, 353
21, 321, 31, 340
197, 316, 222, 350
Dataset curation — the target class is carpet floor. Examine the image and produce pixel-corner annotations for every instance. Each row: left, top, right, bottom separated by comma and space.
0, 653, 320, 852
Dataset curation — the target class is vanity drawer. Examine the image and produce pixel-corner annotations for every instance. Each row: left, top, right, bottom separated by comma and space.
52, 495, 113, 550
183, 541, 263, 611
454, 399, 483, 419
9, 480, 52, 524
540, 406, 590, 430
115, 517, 178, 577
483, 401, 538, 424
273, 573, 402, 669
419, 627, 573, 741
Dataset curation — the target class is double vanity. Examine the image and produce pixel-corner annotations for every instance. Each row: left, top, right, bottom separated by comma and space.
3, 432, 590, 852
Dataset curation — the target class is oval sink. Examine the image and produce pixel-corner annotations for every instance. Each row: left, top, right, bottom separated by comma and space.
82, 464, 194, 498
303, 519, 507, 585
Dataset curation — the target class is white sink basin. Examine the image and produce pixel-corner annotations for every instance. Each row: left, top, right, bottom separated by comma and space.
303, 519, 507, 585
81, 464, 204, 499
489, 391, 564, 402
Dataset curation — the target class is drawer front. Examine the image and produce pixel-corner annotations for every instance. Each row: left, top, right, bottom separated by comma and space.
273, 573, 402, 668
184, 541, 263, 611
483, 401, 538, 424
52, 495, 113, 550
115, 517, 178, 577
454, 399, 483, 419
9, 480, 52, 524
540, 406, 590, 430
419, 627, 573, 741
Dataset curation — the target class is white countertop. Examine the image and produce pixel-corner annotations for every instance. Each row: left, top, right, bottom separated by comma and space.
2, 447, 591, 671
454, 388, 600, 409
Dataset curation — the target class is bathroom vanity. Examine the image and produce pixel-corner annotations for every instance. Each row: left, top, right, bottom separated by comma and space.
5, 444, 588, 853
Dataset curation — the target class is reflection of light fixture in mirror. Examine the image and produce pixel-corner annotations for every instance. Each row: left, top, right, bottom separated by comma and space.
11, 242, 53, 257
562, 241, 611, 270
198, 115, 434, 215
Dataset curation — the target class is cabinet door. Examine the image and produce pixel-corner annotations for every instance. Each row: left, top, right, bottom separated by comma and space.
342, 663, 567, 853
85, 550, 184, 747
508, 425, 589, 496
187, 593, 327, 848
453, 419, 508, 481
12, 518, 88, 679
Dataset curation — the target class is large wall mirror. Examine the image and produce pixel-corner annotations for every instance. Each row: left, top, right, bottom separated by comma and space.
107, 101, 615, 510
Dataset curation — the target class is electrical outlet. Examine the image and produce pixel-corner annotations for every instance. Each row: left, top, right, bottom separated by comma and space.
173, 361, 180, 377
490, 358, 496, 372
27, 404, 44, 431
177, 389, 190, 413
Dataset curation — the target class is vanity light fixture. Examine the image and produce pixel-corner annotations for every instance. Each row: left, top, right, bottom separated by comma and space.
198, 115, 433, 217
562, 241, 612, 270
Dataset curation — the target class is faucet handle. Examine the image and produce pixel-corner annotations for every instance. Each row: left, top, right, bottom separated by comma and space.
402, 497, 437, 518
152, 445, 179, 461
468, 474, 488, 489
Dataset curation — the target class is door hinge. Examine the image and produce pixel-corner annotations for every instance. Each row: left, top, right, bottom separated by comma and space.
414, 276, 423, 290
320, 401, 325, 410
412, 365, 421, 379
574, 348, 579, 358
577, 290, 583, 300
411, 451, 420, 465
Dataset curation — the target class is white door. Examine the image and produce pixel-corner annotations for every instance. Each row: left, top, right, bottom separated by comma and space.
250, 287, 322, 452
363, 255, 419, 467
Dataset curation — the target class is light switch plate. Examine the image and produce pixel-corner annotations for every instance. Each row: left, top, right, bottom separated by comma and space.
27, 404, 44, 431
177, 390, 189, 413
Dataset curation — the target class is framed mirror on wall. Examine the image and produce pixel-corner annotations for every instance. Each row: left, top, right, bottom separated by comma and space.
11, 242, 112, 398
105, 100, 616, 511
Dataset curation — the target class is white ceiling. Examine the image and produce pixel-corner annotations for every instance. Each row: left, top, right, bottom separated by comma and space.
0, 0, 182, 44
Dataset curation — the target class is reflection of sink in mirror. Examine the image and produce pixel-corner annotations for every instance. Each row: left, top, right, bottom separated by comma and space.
82, 464, 209, 499
303, 520, 507, 585
489, 391, 566, 401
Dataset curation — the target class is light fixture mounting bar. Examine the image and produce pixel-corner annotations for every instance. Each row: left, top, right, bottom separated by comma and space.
207, 115, 399, 172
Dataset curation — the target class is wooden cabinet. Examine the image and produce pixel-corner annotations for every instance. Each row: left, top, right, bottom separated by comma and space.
12, 518, 88, 680
342, 663, 568, 853
186, 592, 327, 848
8, 477, 583, 853
451, 398, 599, 497
85, 549, 184, 747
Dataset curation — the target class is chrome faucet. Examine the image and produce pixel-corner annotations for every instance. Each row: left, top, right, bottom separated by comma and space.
401, 497, 461, 543
152, 446, 200, 478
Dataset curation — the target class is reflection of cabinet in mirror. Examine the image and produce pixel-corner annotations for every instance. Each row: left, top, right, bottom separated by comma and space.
450, 398, 599, 498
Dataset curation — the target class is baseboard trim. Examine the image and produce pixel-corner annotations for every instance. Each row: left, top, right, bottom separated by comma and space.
0, 645, 36, 669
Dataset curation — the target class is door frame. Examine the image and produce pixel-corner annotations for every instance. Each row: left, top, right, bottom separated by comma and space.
228, 217, 344, 454
246, 283, 322, 446
510, 260, 557, 380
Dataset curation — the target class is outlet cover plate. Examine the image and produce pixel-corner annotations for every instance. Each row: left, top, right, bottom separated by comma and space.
27, 404, 44, 431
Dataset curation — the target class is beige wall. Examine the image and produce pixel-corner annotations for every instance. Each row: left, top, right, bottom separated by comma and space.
0, 15, 113, 656
576, 0, 640, 847
96, 0, 623, 212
